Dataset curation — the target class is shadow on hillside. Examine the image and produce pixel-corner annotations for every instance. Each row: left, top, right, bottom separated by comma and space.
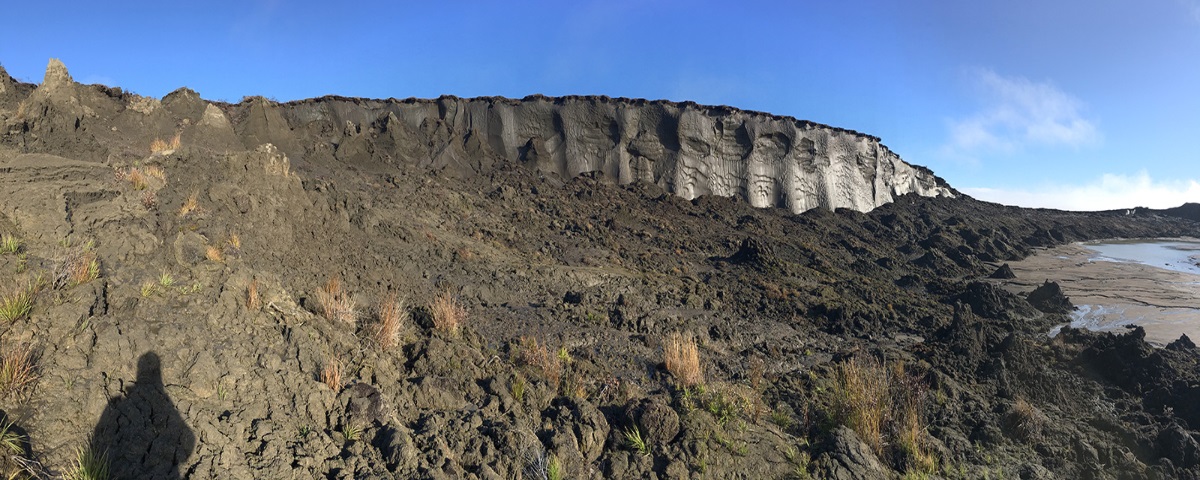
91, 352, 194, 479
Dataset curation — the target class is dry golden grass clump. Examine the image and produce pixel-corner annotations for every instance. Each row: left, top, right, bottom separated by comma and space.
227, 234, 241, 251
832, 356, 936, 471
246, 278, 261, 310
664, 332, 702, 388
126, 168, 148, 190
514, 336, 563, 388
316, 277, 357, 325
321, 356, 343, 391
178, 192, 199, 217
374, 293, 406, 350
1007, 396, 1045, 442
150, 138, 169, 153
429, 292, 466, 336
0, 344, 38, 397
142, 164, 166, 181
150, 134, 181, 154
204, 245, 224, 263
834, 356, 890, 457
893, 361, 936, 474
116, 165, 165, 192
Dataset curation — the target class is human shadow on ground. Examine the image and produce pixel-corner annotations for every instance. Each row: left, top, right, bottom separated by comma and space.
91, 352, 194, 479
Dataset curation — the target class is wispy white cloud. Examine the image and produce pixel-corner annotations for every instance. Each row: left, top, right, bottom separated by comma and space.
963, 171, 1200, 211
942, 69, 1099, 162
1179, 0, 1200, 23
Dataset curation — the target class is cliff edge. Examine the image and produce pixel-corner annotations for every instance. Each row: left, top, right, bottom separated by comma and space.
1, 59, 952, 214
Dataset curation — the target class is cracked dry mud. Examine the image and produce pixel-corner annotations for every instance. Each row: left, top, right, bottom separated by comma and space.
2, 59, 1200, 479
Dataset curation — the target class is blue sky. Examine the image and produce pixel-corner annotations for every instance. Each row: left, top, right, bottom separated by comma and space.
3, 1, 1198, 210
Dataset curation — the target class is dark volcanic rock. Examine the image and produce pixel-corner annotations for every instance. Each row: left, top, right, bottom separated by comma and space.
989, 263, 1016, 279
950, 281, 1038, 320
728, 237, 778, 269
1158, 424, 1200, 469
623, 398, 680, 446
1026, 280, 1074, 314
814, 427, 891, 480
1169, 334, 1198, 351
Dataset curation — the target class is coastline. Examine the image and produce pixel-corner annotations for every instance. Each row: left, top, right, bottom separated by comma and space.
998, 240, 1200, 346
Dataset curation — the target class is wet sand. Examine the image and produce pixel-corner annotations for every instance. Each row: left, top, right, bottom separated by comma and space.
998, 239, 1200, 346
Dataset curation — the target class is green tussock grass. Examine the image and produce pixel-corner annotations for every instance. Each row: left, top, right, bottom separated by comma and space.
63, 444, 109, 480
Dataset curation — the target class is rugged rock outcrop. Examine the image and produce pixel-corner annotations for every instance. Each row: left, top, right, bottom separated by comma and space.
1, 59, 952, 214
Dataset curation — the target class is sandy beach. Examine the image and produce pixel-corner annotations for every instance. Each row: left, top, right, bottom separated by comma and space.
998, 240, 1200, 346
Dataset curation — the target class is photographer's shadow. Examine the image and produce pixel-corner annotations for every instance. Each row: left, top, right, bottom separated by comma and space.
91, 352, 194, 479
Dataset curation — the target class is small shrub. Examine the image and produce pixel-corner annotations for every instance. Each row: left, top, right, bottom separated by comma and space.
226, 234, 241, 251
316, 277, 357, 325
54, 244, 99, 289
770, 409, 795, 430
523, 448, 562, 480
0, 235, 19, 255
64, 444, 109, 480
169, 133, 181, 150
515, 336, 562, 388
0, 344, 37, 397
321, 356, 343, 391
546, 453, 563, 480
1007, 397, 1045, 442
140, 191, 157, 209
429, 292, 466, 336
374, 293, 405, 349
664, 332, 702, 388
246, 278, 261, 310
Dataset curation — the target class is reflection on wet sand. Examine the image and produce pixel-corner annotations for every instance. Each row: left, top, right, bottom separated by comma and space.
999, 239, 1200, 346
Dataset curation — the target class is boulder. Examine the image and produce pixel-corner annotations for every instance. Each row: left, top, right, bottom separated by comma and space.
623, 398, 679, 446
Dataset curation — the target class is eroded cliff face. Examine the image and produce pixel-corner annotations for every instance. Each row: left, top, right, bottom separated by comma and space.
271, 95, 954, 213
1, 59, 953, 213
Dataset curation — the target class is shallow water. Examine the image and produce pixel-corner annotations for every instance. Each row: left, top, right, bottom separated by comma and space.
1004, 239, 1200, 346
1084, 239, 1200, 276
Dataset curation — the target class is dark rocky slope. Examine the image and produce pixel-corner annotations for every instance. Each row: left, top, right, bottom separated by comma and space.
0, 59, 1198, 479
